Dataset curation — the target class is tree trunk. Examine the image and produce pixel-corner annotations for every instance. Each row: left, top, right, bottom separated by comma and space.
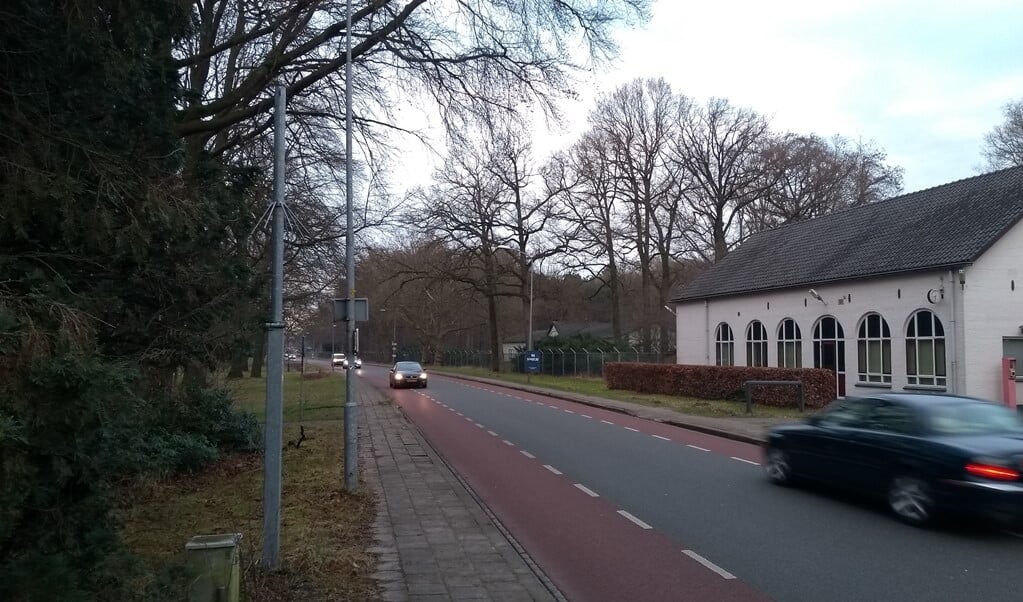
183, 361, 208, 389
250, 331, 265, 378
487, 294, 502, 372
226, 353, 247, 378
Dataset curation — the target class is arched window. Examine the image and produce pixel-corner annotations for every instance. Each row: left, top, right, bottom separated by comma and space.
715, 323, 734, 366
746, 321, 768, 367
777, 319, 802, 368
813, 317, 846, 396
906, 310, 946, 387
857, 313, 891, 384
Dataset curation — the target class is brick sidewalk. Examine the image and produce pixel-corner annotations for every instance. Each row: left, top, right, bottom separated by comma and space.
360, 388, 563, 601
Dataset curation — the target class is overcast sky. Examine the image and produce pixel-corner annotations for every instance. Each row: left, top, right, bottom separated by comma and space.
530, 0, 1023, 193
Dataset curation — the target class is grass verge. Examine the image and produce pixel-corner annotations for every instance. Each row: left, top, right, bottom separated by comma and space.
118, 370, 379, 601
433, 365, 809, 419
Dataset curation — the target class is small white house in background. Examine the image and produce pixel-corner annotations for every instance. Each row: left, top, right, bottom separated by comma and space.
669, 166, 1023, 403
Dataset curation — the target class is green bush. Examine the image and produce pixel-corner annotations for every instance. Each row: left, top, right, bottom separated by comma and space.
0, 349, 261, 599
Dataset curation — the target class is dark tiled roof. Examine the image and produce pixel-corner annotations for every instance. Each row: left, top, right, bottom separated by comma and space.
546, 321, 615, 339
672, 166, 1023, 302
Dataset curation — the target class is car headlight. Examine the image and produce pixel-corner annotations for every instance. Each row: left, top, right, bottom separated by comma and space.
420, 372, 427, 379
394, 373, 403, 380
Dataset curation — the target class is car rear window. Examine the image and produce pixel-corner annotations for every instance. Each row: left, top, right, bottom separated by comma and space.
926, 403, 1023, 435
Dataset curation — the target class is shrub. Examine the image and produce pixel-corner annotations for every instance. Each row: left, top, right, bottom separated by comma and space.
605, 363, 837, 408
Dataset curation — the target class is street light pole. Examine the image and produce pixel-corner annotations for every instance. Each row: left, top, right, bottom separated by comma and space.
380, 308, 397, 363
527, 262, 533, 351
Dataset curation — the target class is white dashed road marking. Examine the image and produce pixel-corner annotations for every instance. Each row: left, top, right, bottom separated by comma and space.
574, 483, 599, 497
503, 440, 514, 446
581, 415, 592, 419
688, 445, 710, 452
618, 510, 652, 529
652, 435, 670, 441
601, 420, 614, 425
487, 430, 498, 437
625, 427, 639, 432
543, 465, 563, 475
521, 451, 536, 459
682, 550, 736, 580
731, 457, 760, 466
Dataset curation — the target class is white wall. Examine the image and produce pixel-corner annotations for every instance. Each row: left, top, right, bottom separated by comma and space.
675, 270, 963, 396
959, 220, 1023, 401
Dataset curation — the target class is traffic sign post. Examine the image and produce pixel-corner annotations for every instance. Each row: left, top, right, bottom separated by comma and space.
525, 350, 541, 375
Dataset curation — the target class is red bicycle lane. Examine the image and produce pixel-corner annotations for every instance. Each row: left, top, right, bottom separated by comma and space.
391, 387, 772, 602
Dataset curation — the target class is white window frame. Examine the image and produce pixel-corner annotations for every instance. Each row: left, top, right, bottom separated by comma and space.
857, 312, 892, 384
746, 321, 768, 367
777, 318, 802, 368
715, 323, 734, 366
906, 310, 946, 387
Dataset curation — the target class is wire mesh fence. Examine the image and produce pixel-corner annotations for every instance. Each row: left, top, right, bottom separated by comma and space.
440, 346, 675, 377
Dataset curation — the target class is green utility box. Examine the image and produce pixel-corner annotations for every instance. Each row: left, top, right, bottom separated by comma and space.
185, 533, 242, 602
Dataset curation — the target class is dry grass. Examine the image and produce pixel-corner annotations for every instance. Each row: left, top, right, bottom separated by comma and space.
118, 371, 380, 601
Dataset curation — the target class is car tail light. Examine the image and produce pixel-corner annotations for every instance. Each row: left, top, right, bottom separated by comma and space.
965, 461, 1020, 481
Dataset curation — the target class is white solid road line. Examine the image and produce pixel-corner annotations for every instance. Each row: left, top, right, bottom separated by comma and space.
682, 550, 736, 580
520, 450, 536, 459
617, 510, 652, 529
543, 464, 563, 475
573, 483, 599, 497
687, 444, 710, 452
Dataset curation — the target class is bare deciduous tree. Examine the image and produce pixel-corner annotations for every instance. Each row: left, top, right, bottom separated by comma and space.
744, 134, 903, 233
588, 78, 686, 349
984, 98, 1023, 169
671, 98, 774, 262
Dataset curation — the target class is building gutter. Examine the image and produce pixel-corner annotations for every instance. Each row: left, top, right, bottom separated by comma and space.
704, 300, 710, 364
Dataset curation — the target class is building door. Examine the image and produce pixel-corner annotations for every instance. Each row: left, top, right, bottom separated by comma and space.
814, 317, 846, 397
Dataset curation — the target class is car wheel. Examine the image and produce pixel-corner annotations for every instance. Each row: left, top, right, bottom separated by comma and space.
887, 476, 935, 526
763, 446, 793, 485
421, 383, 427, 389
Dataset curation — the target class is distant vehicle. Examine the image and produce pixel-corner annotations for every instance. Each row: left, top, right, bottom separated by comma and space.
342, 356, 362, 369
285, 352, 297, 361
331, 353, 346, 367
389, 361, 427, 389
763, 393, 1023, 527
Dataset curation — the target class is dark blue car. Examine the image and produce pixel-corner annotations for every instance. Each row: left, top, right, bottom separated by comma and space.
763, 393, 1023, 527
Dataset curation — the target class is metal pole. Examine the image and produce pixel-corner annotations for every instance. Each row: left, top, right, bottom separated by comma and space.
261, 83, 286, 570
343, 0, 358, 493
528, 261, 533, 351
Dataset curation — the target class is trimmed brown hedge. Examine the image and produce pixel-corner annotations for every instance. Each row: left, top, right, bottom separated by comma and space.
604, 363, 837, 409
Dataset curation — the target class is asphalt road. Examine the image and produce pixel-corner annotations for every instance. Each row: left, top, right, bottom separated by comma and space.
361, 366, 1023, 602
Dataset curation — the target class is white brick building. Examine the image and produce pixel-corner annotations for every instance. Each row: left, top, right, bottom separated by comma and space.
669, 167, 1023, 402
